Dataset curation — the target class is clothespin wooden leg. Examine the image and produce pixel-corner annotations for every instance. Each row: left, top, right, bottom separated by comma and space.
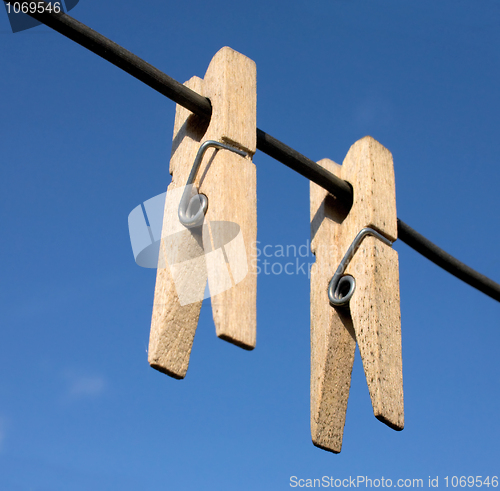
310, 136, 404, 453
200, 47, 257, 350
148, 76, 207, 379
148, 47, 257, 379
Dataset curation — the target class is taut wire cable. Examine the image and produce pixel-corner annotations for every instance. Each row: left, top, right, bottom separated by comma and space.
4, 0, 500, 303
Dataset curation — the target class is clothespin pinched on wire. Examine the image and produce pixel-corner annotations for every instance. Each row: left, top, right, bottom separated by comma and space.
310, 136, 404, 453
148, 47, 257, 378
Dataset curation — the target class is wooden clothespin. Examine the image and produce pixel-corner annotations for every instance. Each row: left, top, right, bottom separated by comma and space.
148, 47, 257, 379
310, 136, 404, 453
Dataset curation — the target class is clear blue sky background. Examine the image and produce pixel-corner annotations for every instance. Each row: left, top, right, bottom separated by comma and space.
1, 1, 499, 489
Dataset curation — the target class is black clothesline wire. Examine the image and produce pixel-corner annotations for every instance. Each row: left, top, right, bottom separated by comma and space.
5, 1, 500, 303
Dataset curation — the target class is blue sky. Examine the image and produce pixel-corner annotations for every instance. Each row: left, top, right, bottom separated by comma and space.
0, 0, 499, 489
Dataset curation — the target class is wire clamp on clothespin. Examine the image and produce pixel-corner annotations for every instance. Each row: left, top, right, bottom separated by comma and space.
178, 140, 248, 227
328, 227, 393, 307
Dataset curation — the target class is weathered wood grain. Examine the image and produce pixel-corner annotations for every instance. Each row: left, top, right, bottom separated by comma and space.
148, 47, 257, 378
310, 136, 404, 453
200, 47, 257, 350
